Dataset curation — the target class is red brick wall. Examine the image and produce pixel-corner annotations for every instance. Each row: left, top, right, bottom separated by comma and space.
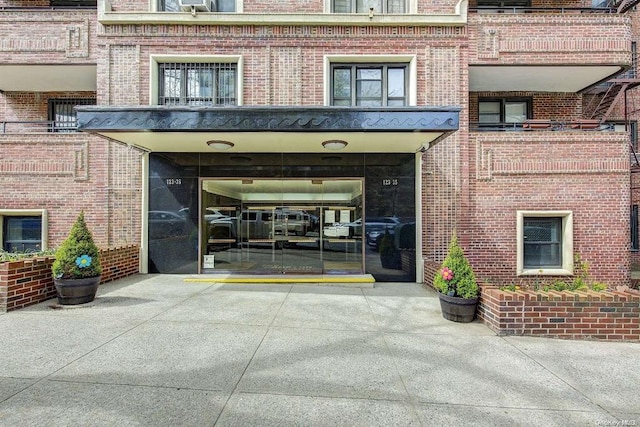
468, 13, 631, 66
98, 25, 466, 106
632, 166, 640, 270
478, 286, 640, 341
0, 9, 97, 65
0, 132, 143, 249
0, 245, 140, 313
468, 131, 630, 288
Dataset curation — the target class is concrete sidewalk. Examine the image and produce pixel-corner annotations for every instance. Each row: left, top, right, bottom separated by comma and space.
0, 274, 638, 427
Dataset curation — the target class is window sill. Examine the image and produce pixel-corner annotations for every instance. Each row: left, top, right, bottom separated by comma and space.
517, 267, 572, 276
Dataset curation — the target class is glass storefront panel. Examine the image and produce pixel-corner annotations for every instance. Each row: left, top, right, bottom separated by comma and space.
148, 152, 415, 281
201, 179, 362, 275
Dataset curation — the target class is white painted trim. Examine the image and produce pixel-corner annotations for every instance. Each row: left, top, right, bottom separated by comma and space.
516, 210, 574, 276
323, 54, 418, 106
0, 209, 48, 251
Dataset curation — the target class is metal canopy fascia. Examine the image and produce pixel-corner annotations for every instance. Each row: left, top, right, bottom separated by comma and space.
76, 106, 461, 153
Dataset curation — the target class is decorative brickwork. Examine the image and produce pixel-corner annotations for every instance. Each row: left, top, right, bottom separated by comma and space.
0, 245, 139, 313
0, 10, 96, 63
468, 14, 631, 65
478, 285, 640, 341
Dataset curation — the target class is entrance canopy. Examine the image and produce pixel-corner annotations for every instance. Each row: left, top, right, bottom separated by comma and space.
76, 106, 460, 153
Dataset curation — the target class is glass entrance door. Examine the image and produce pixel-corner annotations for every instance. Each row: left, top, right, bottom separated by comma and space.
200, 178, 363, 275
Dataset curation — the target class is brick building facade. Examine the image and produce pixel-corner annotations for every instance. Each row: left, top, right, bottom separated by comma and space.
0, 0, 637, 287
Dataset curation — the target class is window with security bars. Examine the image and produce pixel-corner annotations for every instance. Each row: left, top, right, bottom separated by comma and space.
523, 217, 562, 268
332, 0, 406, 13
51, 0, 97, 6
158, 63, 237, 106
48, 98, 96, 133
331, 64, 407, 107
158, 0, 235, 12
476, 0, 530, 12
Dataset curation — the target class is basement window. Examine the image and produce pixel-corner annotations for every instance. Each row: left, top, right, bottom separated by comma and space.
0, 210, 48, 253
517, 211, 573, 276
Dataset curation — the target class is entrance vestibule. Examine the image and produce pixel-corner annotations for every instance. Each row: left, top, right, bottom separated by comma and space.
147, 152, 416, 282
201, 178, 363, 275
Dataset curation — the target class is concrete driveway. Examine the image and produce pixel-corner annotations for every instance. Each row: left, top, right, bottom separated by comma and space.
0, 274, 638, 426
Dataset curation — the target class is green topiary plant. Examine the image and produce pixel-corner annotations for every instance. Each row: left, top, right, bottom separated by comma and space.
52, 211, 102, 280
433, 233, 478, 299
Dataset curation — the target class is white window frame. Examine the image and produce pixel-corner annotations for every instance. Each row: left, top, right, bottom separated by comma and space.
324, 54, 417, 106
0, 209, 48, 252
323, 0, 417, 13
516, 210, 573, 276
150, 55, 243, 106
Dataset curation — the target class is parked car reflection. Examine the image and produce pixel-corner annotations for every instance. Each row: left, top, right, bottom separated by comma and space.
149, 210, 186, 238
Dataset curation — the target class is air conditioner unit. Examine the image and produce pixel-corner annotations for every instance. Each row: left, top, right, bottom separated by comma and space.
179, 0, 210, 12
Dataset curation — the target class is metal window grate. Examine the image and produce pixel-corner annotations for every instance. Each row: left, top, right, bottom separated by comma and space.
48, 98, 96, 133
159, 62, 237, 106
332, 0, 407, 13
158, 0, 235, 11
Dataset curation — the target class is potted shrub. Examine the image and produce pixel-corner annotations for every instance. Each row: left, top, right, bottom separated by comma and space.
51, 211, 102, 305
433, 233, 479, 323
379, 228, 401, 269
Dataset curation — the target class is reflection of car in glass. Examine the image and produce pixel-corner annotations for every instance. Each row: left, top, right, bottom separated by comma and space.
149, 211, 186, 237
238, 209, 310, 241
207, 220, 238, 252
364, 217, 402, 251
323, 218, 362, 238
205, 209, 233, 223
323, 223, 352, 238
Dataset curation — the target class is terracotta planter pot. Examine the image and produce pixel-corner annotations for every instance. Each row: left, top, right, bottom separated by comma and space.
438, 293, 478, 323
54, 276, 101, 305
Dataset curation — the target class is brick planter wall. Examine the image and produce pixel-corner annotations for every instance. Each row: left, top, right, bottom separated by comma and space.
0, 245, 139, 313
478, 285, 640, 342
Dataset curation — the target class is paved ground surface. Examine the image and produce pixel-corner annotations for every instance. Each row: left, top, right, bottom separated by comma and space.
0, 274, 639, 427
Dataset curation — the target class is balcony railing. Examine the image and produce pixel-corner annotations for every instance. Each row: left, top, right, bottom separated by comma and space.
470, 120, 615, 132
0, 6, 97, 11
469, 6, 616, 13
0, 121, 79, 134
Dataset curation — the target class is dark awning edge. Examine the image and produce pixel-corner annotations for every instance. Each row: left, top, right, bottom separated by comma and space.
76, 106, 460, 133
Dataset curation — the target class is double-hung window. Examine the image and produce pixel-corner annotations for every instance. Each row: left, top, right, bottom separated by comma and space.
158, 62, 237, 106
48, 98, 96, 133
478, 98, 531, 129
331, 64, 408, 107
158, 0, 235, 12
332, 0, 406, 13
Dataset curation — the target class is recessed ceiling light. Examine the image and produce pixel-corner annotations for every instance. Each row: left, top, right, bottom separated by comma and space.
206, 140, 234, 150
321, 140, 348, 150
